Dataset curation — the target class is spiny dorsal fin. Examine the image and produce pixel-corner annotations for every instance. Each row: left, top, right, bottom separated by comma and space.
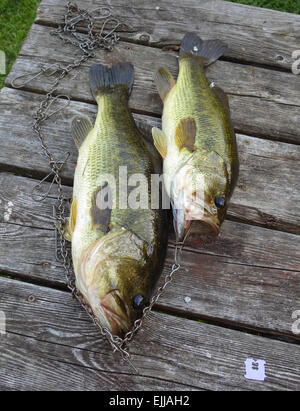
154, 67, 176, 102
135, 120, 163, 173
174, 118, 196, 152
213, 86, 230, 112
152, 127, 167, 159
70, 115, 93, 149
91, 183, 112, 233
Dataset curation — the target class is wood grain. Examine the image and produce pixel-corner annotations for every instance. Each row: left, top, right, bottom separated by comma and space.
35, 0, 300, 70
0, 172, 299, 338
1, 0, 300, 391
1, 87, 300, 234
5, 23, 300, 143
1, 276, 299, 391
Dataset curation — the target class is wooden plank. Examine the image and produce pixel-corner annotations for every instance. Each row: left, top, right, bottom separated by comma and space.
5, 23, 300, 143
0, 172, 299, 338
1, 276, 299, 391
1, 87, 300, 235
35, 0, 300, 71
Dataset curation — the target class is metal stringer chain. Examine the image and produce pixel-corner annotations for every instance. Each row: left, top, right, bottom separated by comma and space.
14, 1, 184, 372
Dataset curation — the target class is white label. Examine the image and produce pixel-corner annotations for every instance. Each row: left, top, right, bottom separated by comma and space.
244, 358, 266, 381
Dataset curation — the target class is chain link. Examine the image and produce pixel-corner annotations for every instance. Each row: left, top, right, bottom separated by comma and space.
14, 1, 184, 372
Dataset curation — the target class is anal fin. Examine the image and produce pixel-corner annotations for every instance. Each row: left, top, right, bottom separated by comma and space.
55, 199, 77, 242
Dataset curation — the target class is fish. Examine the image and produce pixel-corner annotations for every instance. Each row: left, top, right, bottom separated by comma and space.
64, 62, 168, 337
152, 32, 239, 243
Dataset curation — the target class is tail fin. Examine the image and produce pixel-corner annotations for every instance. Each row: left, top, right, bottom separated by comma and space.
180, 32, 227, 66
89, 62, 134, 100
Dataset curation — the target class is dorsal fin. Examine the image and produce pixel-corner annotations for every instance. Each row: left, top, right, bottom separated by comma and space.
154, 67, 176, 102
152, 127, 167, 159
213, 86, 231, 113
70, 115, 93, 149
91, 183, 112, 233
135, 120, 163, 174
174, 118, 196, 152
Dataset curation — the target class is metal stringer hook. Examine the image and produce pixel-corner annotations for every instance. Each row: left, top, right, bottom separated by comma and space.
31, 151, 70, 202
42, 95, 71, 122
11, 63, 62, 88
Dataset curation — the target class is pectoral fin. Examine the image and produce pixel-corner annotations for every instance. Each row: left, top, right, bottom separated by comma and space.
154, 67, 176, 102
152, 127, 167, 159
70, 116, 93, 149
174, 118, 196, 152
91, 183, 112, 233
59, 219, 72, 242
57, 199, 77, 242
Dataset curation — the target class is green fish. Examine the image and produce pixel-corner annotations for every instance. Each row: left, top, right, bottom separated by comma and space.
152, 32, 239, 242
65, 62, 167, 337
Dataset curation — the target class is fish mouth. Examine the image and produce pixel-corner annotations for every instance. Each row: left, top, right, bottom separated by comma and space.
173, 206, 220, 242
100, 290, 131, 337
199, 213, 220, 235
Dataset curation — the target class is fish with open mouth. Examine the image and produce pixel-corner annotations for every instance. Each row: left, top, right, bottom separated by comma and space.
152, 32, 239, 242
64, 62, 167, 337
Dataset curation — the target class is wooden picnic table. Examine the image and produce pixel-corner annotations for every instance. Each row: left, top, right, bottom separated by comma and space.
0, 0, 300, 391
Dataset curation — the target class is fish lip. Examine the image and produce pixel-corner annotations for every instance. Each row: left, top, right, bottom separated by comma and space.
100, 289, 131, 336
200, 212, 220, 235
173, 203, 220, 241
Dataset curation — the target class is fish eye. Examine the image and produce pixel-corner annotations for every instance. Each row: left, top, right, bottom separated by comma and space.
132, 294, 144, 309
215, 196, 225, 208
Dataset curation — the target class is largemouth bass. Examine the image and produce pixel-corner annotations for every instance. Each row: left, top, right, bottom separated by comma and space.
152, 32, 239, 242
65, 62, 167, 337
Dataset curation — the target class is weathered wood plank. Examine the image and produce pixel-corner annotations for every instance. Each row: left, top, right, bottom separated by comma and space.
1, 87, 300, 234
1, 276, 299, 391
35, 0, 300, 71
0, 172, 299, 338
5, 23, 300, 143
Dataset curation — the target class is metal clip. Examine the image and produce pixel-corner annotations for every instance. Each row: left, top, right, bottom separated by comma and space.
123, 356, 139, 375
100, 17, 120, 40
91, 7, 111, 20
31, 151, 70, 202
67, 14, 84, 27
43, 95, 71, 121
11, 63, 62, 89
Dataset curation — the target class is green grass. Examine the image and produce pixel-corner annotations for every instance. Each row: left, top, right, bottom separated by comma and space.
228, 0, 300, 14
0, 0, 41, 89
0, 0, 299, 90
